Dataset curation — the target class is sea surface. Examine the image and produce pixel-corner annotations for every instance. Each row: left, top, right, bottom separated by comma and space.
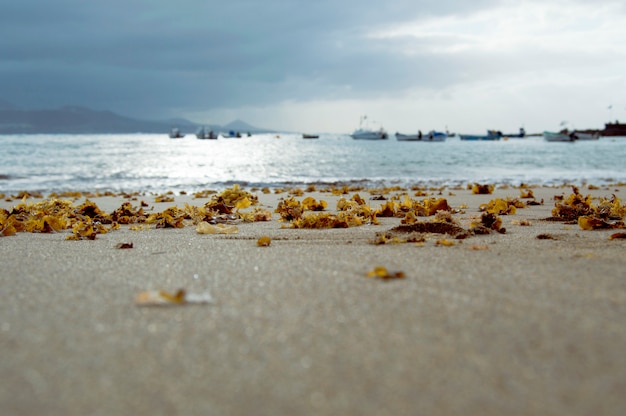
1, 133, 625, 194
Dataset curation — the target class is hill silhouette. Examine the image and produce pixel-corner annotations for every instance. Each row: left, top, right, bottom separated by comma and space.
0, 104, 269, 134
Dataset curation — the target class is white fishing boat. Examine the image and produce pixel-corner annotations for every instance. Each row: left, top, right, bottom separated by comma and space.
169, 128, 184, 139
543, 131, 576, 142
544, 130, 600, 142
350, 115, 388, 140
395, 131, 446, 142
196, 126, 216, 140
573, 131, 600, 140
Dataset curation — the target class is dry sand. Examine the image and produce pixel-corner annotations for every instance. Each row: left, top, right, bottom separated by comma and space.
1, 184, 625, 415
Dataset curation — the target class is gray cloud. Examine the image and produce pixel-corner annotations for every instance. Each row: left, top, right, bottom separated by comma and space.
2, 0, 625, 131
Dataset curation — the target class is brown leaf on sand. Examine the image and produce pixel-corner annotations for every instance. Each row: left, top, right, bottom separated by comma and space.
135, 289, 212, 306
536, 234, 557, 240
609, 232, 626, 240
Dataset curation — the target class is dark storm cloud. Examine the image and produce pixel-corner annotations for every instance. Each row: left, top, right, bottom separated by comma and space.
0, 0, 501, 118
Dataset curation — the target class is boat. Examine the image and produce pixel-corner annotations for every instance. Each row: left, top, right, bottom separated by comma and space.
573, 131, 600, 140
220, 130, 242, 139
544, 130, 600, 142
302, 134, 319, 139
543, 131, 576, 142
350, 115, 388, 140
503, 127, 526, 138
169, 128, 184, 139
395, 130, 446, 142
196, 127, 216, 140
459, 130, 502, 141
602, 121, 626, 136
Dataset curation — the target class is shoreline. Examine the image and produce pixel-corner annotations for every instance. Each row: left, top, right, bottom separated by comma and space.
2, 184, 625, 415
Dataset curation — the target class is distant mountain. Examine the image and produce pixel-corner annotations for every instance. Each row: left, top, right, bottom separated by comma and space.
0, 104, 270, 134
223, 119, 259, 132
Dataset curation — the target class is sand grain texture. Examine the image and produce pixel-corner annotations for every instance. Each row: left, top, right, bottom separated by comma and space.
1, 186, 625, 415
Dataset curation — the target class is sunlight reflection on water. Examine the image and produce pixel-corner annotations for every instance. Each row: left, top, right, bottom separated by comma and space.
1, 133, 625, 192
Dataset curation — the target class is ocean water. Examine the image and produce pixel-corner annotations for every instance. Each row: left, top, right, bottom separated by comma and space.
1, 133, 625, 193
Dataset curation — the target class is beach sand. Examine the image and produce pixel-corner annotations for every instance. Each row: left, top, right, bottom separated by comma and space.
1, 184, 625, 415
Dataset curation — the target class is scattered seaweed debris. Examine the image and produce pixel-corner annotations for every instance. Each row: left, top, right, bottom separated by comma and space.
536, 233, 557, 240
365, 266, 406, 280
550, 187, 626, 230
551, 187, 596, 221
370, 232, 425, 245
278, 194, 378, 229
435, 239, 456, 246
135, 289, 213, 306
115, 242, 134, 249
257, 236, 271, 247
391, 222, 471, 239
471, 183, 495, 195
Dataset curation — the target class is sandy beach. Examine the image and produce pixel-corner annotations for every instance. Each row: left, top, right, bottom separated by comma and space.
1, 184, 625, 415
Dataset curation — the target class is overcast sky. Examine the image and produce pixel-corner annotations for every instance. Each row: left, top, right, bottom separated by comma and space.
2, 0, 625, 133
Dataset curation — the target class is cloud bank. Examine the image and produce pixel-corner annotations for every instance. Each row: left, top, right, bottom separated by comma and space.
2, 0, 625, 133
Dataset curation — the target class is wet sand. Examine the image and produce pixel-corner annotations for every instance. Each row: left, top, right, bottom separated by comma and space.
1, 185, 625, 415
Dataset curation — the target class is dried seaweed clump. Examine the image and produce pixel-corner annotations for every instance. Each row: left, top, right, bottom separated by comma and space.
470, 213, 505, 234
146, 207, 187, 228
155, 193, 175, 203
193, 189, 217, 199
238, 208, 273, 223
479, 198, 524, 215
275, 193, 377, 229
110, 202, 147, 224
66, 217, 119, 240
365, 266, 405, 280
551, 187, 596, 221
275, 196, 303, 221
552, 187, 626, 230
471, 183, 495, 194
301, 196, 328, 211
519, 188, 535, 199
204, 185, 258, 217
